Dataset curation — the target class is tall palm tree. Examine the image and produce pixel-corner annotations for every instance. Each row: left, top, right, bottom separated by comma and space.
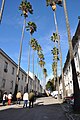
36, 44, 42, 79
62, 0, 80, 111
38, 53, 45, 86
13, 0, 33, 99
0, 0, 5, 23
51, 45, 59, 88
46, 0, 65, 100
26, 22, 37, 91
52, 61, 57, 82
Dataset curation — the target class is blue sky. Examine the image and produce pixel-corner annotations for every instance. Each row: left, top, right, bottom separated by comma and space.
0, 0, 80, 82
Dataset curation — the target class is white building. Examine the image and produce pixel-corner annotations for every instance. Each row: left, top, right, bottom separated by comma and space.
27, 71, 42, 94
59, 20, 80, 96
0, 49, 42, 96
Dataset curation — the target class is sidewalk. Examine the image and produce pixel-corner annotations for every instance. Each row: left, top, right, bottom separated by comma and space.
0, 99, 39, 111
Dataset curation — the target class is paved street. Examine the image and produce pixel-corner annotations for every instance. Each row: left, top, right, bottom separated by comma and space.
0, 97, 68, 120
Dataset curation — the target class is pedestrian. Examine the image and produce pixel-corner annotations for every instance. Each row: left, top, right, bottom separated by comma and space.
8, 92, 12, 105
16, 91, 22, 104
23, 91, 28, 108
2, 91, 8, 106
29, 90, 35, 108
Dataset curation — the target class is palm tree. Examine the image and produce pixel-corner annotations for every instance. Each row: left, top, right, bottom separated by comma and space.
13, 0, 33, 99
38, 52, 45, 60
62, 0, 80, 111
39, 60, 45, 70
51, 45, 59, 88
51, 47, 59, 55
51, 32, 58, 42
52, 62, 57, 79
26, 21, 37, 35
46, 0, 65, 100
36, 44, 42, 79
39, 56, 45, 86
26, 22, 37, 91
0, 0, 5, 23
36, 44, 42, 52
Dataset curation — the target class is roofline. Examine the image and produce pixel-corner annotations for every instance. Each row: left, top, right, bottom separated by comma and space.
63, 20, 80, 72
0, 48, 27, 75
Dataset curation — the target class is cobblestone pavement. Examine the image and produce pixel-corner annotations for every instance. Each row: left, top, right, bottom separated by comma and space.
61, 103, 80, 120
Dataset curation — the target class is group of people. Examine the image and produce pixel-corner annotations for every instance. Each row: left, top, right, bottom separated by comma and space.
2, 90, 35, 108
2, 91, 12, 106
16, 90, 35, 108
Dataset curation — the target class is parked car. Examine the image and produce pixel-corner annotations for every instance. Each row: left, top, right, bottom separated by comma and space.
51, 91, 58, 99
69, 94, 74, 105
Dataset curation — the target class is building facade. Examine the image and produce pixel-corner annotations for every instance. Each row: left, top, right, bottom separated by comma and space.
0, 49, 42, 96
59, 20, 80, 96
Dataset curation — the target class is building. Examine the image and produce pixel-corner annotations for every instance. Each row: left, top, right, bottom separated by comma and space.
59, 20, 80, 96
0, 48, 42, 96
27, 71, 43, 94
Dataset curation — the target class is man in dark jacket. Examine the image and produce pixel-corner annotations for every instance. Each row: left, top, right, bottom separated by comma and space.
29, 90, 35, 108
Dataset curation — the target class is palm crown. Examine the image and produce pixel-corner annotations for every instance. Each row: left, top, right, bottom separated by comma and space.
46, 0, 62, 6
43, 68, 47, 78
51, 47, 59, 55
38, 52, 44, 60
51, 32, 58, 42
26, 21, 37, 35
19, 0, 33, 18
39, 60, 45, 68
30, 38, 38, 50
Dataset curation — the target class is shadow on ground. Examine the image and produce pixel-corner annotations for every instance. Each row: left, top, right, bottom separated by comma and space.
0, 102, 67, 120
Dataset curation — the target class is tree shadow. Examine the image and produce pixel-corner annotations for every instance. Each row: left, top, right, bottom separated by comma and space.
0, 102, 68, 120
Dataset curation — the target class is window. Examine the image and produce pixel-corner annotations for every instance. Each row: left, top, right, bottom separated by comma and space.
25, 77, 26, 82
12, 67, 14, 75
2, 79, 6, 88
4, 61, 8, 72
10, 81, 13, 89
22, 74, 24, 80
21, 85, 23, 92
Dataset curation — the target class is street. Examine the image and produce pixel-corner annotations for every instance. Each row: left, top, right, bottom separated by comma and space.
0, 97, 68, 120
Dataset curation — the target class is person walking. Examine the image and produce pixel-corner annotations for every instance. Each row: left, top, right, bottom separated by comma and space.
2, 91, 8, 106
23, 91, 28, 108
16, 91, 22, 104
29, 90, 35, 108
8, 92, 12, 105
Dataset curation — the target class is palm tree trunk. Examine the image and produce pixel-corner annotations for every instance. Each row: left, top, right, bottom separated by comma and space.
0, 0, 5, 23
63, 0, 80, 111
37, 58, 39, 78
53, 11, 65, 99
13, 17, 26, 100
32, 50, 34, 90
26, 35, 31, 92
25, 42, 31, 92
